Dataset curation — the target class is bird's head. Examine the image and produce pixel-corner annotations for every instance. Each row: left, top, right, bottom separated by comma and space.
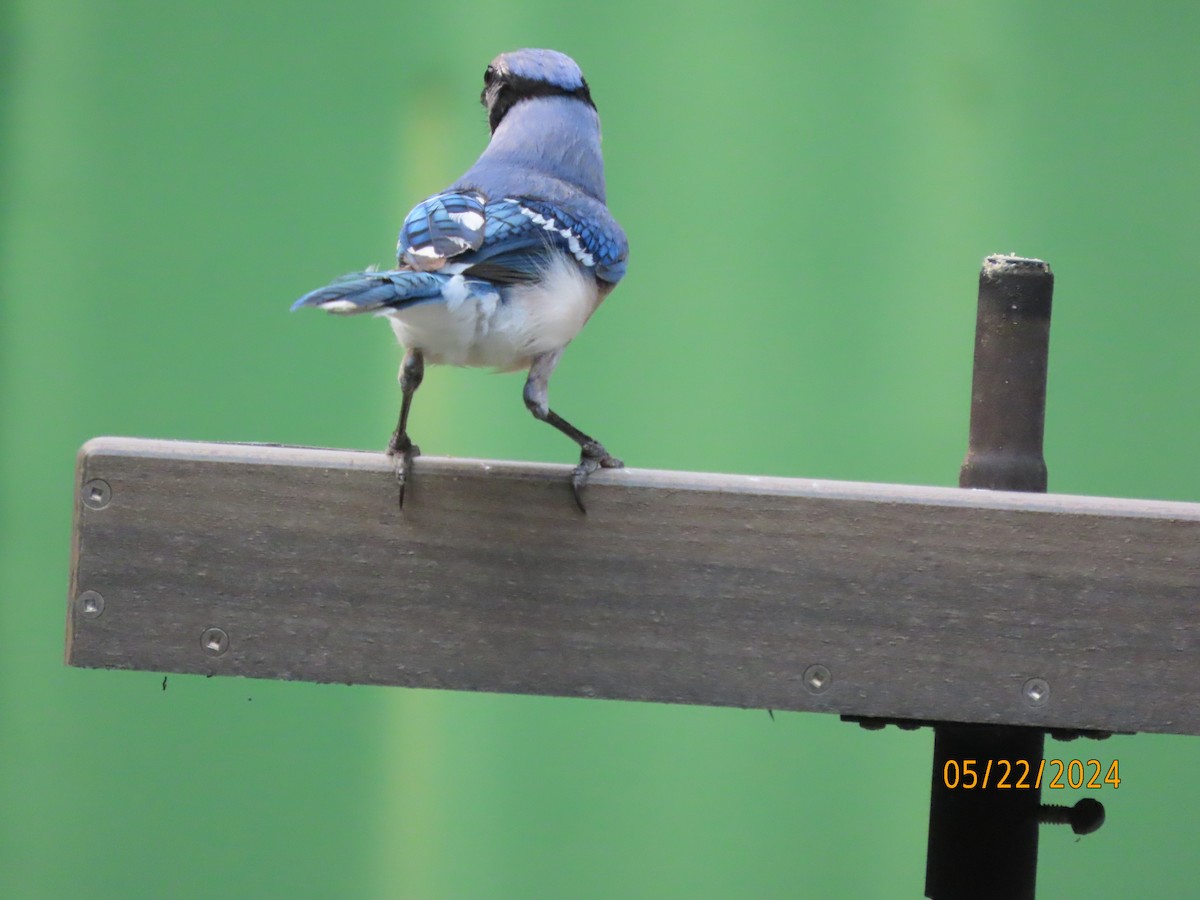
480, 49, 595, 133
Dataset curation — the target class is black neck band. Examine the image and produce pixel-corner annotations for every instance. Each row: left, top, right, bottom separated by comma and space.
486, 76, 595, 132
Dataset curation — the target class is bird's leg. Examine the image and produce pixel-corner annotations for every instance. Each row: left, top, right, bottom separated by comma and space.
524, 350, 622, 513
388, 348, 424, 508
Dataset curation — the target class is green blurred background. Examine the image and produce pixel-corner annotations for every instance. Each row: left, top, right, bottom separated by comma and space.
3, 1, 1198, 897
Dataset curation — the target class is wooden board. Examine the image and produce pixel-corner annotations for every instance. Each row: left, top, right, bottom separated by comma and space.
67, 437, 1200, 735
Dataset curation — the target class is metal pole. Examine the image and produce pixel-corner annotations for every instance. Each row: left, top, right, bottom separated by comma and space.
925, 255, 1054, 900
959, 256, 1054, 492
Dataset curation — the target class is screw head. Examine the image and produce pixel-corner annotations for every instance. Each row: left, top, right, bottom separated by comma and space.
82, 479, 111, 510
78, 590, 105, 617
1068, 797, 1106, 835
201, 627, 229, 656
803, 664, 832, 694
1023, 677, 1050, 707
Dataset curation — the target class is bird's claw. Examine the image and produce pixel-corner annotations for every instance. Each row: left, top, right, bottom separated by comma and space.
387, 434, 420, 509
571, 440, 623, 513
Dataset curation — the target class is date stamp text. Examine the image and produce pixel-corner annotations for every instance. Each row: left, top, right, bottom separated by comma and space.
942, 759, 1120, 790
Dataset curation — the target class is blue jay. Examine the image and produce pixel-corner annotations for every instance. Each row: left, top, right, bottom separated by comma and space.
293, 49, 628, 511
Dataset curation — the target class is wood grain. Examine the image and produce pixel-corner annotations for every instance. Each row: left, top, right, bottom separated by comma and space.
68, 437, 1200, 734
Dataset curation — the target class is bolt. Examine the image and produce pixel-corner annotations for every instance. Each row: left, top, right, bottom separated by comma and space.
1038, 798, 1105, 835
803, 664, 832, 694
201, 627, 229, 656
82, 479, 111, 510
1023, 677, 1050, 707
78, 590, 105, 617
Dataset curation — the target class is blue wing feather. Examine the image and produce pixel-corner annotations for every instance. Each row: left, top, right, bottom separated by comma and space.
295, 189, 628, 317
395, 192, 628, 286
398, 191, 487, 267
513, 199, 627, 283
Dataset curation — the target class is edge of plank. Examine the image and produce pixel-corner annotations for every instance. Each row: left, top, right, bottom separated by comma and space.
79, 436, 1200, 521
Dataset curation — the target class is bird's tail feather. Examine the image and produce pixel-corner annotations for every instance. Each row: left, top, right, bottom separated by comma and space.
290, 269, 446, 314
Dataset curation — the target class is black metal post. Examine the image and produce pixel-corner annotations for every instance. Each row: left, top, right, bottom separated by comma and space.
959, 256, 1054, 492
925, 255, 1054, 900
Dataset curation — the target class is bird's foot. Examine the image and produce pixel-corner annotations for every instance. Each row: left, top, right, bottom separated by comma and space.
571, 440, 623, 513
387, 432, 420, 508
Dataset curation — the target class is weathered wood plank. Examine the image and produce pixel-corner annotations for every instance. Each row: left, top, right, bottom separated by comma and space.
67, 437, 1200, 734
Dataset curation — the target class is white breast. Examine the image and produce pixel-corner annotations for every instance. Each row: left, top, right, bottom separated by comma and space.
386, 253, 600, 371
